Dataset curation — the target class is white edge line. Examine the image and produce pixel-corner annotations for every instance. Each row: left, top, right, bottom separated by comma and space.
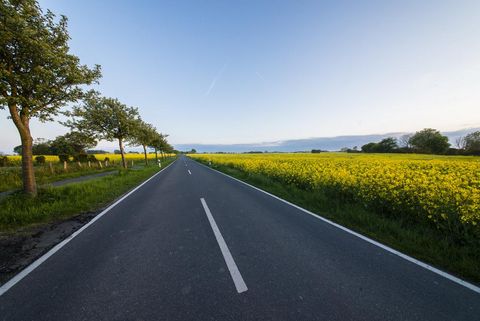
192, 159, 480, 295
0, 159, 177, 297
200, 198, 248, 294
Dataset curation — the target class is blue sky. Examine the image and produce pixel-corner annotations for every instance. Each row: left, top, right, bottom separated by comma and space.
1, 0, 480, 152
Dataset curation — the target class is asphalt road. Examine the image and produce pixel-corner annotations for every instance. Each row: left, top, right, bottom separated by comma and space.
0, 156, 479, 320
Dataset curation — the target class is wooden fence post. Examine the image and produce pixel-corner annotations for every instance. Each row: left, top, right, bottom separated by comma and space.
98, 161, 103, 168
63, 161, 67, 171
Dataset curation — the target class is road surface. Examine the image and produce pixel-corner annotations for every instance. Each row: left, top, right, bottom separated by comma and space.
0, 156, 479, 320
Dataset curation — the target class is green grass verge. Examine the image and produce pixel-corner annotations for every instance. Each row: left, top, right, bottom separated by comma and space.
197, 160, 480, 284
0, 158, 175, 232
0, 165, 121, 193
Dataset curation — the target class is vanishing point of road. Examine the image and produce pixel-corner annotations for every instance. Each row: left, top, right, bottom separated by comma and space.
0, 156, 479, 320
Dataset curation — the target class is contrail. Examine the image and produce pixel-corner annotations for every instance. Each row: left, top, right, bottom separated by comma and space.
205, 64, 227, 96
255, 71, 265, 81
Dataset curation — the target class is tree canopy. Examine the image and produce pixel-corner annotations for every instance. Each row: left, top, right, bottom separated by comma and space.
361, 137, 398, 153
128, 120, 158, 165
49, 131, 97, 156
409, 128, 450, 154
64, 91, 140, 168
463, 131, 480, 155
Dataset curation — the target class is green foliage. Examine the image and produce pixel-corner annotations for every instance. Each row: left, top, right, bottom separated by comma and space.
49, 131, 97, 156
34, 155, 46, 164
149, 133, 173, 153
0, 160, 121, 192
128, 120, 158, 148
361, 137, 398, 153
0, 0, 101, 119
73, 153, 88, 162
361, 142, 378, 153
13, 145, 22, 155
31, 139, 53, 155
0, 156, 8, 167
464, 131, 480, 155
409, 128, 450, 154
0, 0, 101, 195
64, 91, 139, 142
58, 154, 69, 163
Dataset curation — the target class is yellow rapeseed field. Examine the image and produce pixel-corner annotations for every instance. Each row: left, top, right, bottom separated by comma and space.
191, 153, 480, 235
5, 153, 172, 166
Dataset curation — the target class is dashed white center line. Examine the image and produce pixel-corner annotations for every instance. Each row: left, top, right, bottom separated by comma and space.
200, 198, 248, 294
188, 170, 192, 175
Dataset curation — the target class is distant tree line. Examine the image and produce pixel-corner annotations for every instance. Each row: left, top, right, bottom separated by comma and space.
13, 132, 96, 159
358, 128, 480, 155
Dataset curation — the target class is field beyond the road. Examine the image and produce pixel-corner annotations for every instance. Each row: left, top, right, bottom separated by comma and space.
0, 153, 173, 193
190, 152, 480, 282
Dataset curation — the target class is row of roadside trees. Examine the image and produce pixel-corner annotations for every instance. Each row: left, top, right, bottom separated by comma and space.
63, 91, 172, 168
0, 0, 172, 197
360, 128, 480, 155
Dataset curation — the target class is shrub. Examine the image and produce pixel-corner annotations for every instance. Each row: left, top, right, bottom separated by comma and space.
0, 156, 8, 167
73, 153, 88, 162
35, 155, 46, 165
104, 157, 110, 162
88, 154, 97, 162
58, 154, 69, 163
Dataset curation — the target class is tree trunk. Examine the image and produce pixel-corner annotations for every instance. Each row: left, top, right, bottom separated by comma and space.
155, 149, 158, 162
118, 138, 127, 169
143, 144, 148, 166
9, 104, 37, 197
20, 130, 37, 196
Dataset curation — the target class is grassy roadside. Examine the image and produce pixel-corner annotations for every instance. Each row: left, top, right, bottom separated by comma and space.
195, 159, 480, 284
0, 162, 149, 193
0, 158, 175, 232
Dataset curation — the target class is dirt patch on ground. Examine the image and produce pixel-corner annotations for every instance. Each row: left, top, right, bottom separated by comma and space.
0, 209, 101, 285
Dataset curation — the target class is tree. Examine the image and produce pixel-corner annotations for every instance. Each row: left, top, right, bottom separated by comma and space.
128, 120, 157, 166
361, 137, 398, 153
398, 134, 412, 149
409, 128, 450, 154
455, 136, 466, 150
31, 138, 52, 155
64, 92, 139, 169
361, 142, 378, 153
463, 131, 480, 155
13, 145, 22, 155
50, 131, 97, 156
15, 139, 54, 155
149, 132, 171, 161
0, 0, 101, 196
377, 137, 398, 152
